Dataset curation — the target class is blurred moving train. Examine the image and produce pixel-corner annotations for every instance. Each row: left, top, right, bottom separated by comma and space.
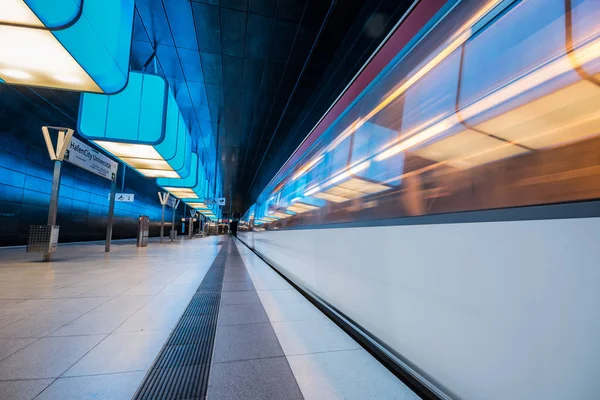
238, 0, 600, 399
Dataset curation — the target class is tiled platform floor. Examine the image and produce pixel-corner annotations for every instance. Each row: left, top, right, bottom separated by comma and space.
0, 236, 420, 399
222, 239, 420, 400
0, 236, 222, 399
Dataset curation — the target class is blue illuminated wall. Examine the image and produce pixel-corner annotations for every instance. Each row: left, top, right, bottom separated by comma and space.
0, 86, 184, 246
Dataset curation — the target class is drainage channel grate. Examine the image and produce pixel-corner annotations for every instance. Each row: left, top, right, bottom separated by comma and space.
133, 242, 229, 400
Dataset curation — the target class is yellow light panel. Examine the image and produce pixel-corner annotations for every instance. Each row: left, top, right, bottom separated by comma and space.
120, 157, 171, 171
414, 130, 528, 168
94, 142, 162, 159
326, 186, 363, 199
476, 78, 600, 150
137, 169, 180, 178
187, 202, 208, 209
312, 192, 348, 203
338, 178, 389, 194
163, 187, 198, 198
287, 202, 318, 213
0, 0, 45, 26
0, 25, 100, 92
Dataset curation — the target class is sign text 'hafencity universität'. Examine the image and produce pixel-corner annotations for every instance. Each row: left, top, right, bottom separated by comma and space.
64, 137, 118, 181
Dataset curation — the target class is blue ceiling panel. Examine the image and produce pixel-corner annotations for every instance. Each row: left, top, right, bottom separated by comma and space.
135, 0, 174, 46
245, 14, 273, 61
191, 3, 221, 54
196, 105, 212, 123
126, 0, 412, 210
249, 0, 277, 18
187, 82, 209, 108
156, 45, 185, 81
221, 8, 247, 58
200, 53, 224, 86
221, 0, 248, 12
241, 89, 260, 111
205, 84, 224, 107
178, 49, 205, 83
223, 56, 244, 88
163, 0, 199, 50
242, 59, 264, 90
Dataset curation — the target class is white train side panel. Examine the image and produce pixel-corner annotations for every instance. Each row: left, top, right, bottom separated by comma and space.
240, 218, 600, 400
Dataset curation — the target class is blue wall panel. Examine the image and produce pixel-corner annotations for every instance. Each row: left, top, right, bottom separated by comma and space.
0, 87, 184, 246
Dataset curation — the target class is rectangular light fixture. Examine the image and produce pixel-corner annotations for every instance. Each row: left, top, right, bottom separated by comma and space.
304, 185, 321, 196
0, 0, 134, 93
287, 202, 319, 213
80, 72, 192, 179
157, 153, 207, 200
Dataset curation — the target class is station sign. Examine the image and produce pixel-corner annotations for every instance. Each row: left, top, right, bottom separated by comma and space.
64, 136, 118, 181
108, 193, 134, 202
205, 197, 226, 206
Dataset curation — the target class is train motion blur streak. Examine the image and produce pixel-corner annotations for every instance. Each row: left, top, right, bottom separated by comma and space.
239, 1, 600, 400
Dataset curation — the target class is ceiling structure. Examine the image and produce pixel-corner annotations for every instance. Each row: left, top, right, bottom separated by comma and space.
131, 0, 415, 212
2, 0, 416, 213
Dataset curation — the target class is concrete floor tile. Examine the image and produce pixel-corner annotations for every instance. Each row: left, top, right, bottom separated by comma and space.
121, 282, 170, 296
222, 281, 256, 292
38, 297, 110, 315
36, 371, 145, 400
0, 379, 53, 400
47, 310, 133, 336
261, 298, 328, 323
271, 319, 361, 355
217, 303, 269, 325
0, 299, 67, 315
213, 322, 284, 363
64, 330, 171, 376
0, 337, 37, 360
141, 293, 193, 311
92, 295, 152, 314
0, 313, 80, 338
208, 357, 303, 400
220, 291, 261, 306
0, 314, 28, 329
0, 335, 105, 379
115, 308, 182, 333
256, 288, 306, 304
288, 349, 420, 400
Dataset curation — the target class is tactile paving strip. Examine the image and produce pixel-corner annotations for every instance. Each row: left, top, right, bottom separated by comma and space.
133, 242, 229, 400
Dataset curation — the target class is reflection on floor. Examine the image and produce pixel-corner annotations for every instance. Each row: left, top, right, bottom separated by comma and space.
0, 237, 221, 400
0, 236, 419, 400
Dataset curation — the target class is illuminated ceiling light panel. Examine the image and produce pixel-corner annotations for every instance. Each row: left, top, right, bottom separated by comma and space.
312, 192, 349, 203
156, 153, 207, 200
292, 155, 323, 181
337, 178, 389, 194
414, 130, 528, 169
79, 72, 192, 179
269, 212, 293, 219
476, 78, 600, 150
304, 185, 321, 196
287, 202, 319, 213
0, 0, 134, 93
186, 202, 209, 209
374, 37, 600, 163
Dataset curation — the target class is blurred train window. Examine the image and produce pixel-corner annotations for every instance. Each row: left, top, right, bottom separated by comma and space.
244, 0, 600, 229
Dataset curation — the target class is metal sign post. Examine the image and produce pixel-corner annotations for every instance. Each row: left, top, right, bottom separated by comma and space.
170, 198, 180, 242
63, 135, 118, 252
158, 192, 170, 243
40, 127, 73, 261
105, 175, 117, 252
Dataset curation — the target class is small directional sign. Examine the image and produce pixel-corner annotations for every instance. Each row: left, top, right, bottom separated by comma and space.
205, 197, 226, 206
109, 193, 134, 202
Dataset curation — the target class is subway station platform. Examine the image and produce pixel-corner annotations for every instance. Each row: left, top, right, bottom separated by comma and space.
0, 236, 417, 400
